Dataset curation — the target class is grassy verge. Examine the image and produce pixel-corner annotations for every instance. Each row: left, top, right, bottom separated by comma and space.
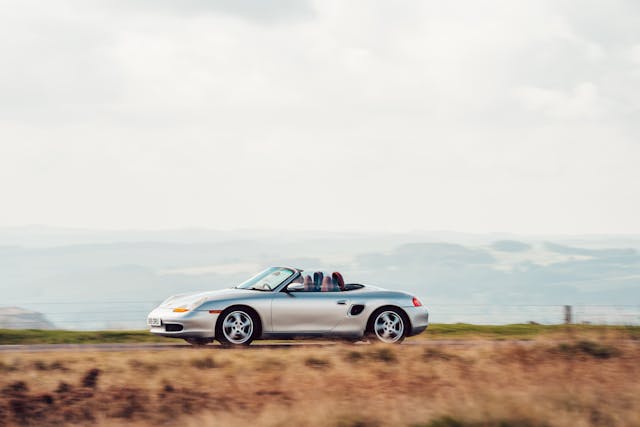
0, 329, 170, 345
1, 323, 639, 345
420, 323, 640, 340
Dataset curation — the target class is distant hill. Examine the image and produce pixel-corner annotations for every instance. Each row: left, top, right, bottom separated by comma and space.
0, 307, 56, 329
0, 227, 639, 328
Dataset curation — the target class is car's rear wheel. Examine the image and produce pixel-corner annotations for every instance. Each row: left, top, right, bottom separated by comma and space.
216, 308, 258, 346
368, 308, 406, 344
184, 337, 212, 346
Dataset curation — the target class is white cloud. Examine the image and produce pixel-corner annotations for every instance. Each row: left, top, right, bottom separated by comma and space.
0, 0, 639, 234
629, 44, 640, 64
513, 82, 600, 119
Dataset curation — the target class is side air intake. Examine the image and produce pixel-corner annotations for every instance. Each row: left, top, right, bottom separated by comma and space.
350, 305, 365, 316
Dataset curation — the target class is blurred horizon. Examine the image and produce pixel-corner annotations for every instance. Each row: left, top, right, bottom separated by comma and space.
2, 226, 639, 328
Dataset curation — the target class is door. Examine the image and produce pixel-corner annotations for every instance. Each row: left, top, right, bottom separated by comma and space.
271, 291, 350, 333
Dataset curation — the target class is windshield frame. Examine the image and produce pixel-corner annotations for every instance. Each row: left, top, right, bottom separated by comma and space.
236, 267, 298, 292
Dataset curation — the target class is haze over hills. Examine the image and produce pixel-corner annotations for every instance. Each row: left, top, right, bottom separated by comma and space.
1, 227, 639, 328
0, 306, 55, 329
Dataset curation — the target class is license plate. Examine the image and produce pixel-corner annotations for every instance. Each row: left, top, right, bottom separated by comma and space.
147, 317, 161, 327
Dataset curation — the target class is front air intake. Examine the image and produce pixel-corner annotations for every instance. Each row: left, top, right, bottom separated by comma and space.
165, 324, 183, 332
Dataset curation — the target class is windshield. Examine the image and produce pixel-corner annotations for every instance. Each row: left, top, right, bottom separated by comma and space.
236, 267, 296, 291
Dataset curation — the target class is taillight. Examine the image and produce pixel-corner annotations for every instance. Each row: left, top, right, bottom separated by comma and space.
412, 297, 423, 307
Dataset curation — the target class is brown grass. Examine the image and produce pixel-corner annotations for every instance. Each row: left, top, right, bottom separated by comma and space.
1, 337, 639, 427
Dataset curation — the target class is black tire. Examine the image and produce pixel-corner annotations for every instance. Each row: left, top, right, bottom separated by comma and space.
215, 307, 260, 346
184, 337, 213, 346
366, 307, 408, 344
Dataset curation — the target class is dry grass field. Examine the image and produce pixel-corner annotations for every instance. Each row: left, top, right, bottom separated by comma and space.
1, 331, 639, 426
3, 324, 640, 344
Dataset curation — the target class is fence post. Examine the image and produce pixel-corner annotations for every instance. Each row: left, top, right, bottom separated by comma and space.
564, 305, 573, 324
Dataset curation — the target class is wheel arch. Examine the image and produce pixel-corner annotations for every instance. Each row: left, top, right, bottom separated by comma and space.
216, 304, 263, 338
365, 305, 412, 336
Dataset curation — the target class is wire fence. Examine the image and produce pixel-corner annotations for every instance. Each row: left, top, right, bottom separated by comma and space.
1, 301, 639, 330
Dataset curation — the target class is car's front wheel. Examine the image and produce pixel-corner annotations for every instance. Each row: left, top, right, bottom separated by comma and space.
368, 308, 406, 344
216, 308, 258, 346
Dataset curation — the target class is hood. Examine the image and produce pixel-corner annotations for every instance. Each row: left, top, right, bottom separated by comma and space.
160, 288, 260, 309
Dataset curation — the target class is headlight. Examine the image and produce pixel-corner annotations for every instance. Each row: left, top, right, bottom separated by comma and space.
172, 297, 207, 313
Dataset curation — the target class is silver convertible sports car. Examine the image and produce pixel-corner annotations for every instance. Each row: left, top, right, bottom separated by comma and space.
147, 266, 429, 345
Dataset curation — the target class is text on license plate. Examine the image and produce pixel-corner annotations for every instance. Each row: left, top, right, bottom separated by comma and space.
147, 318, 161, 327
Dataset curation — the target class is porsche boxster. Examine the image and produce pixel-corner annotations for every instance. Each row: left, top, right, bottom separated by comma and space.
147, 266, 429, 345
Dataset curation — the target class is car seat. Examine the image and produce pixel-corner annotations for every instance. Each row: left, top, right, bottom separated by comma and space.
313, 272, 323, 292
332, 272, 345, 291
303, 275, 314, 291
321, 276, 333, 292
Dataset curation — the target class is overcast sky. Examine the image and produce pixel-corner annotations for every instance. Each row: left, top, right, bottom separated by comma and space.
0, 0, 639, 234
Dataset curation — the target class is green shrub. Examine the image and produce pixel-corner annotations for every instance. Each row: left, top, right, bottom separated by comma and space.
415, 416, 548, 427
33, 360, 68, 371
0, 360, 18, 372
190, 356, 216, 369
345, 351, 363, 362
555, 340, 620, 359
128, 359, 159, 373
337, 415, 380, 427
370, 347, 396, 363
305, 356, 330, 368
423, 348, 457, 361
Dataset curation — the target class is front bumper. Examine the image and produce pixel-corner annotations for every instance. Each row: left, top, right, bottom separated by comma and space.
147, 308, 219, 339
403, 306, 429, 336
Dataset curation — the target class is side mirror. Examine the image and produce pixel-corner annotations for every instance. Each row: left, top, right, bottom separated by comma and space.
287, 283, 305, 292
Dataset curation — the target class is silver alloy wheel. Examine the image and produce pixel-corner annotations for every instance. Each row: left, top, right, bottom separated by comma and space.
222, 311, 254, 344
374, 310, 404, 343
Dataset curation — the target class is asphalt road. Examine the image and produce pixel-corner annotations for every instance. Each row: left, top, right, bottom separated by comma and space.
0, 340, 531, 353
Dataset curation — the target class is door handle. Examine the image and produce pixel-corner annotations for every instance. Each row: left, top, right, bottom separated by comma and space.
337, 300, 347, 305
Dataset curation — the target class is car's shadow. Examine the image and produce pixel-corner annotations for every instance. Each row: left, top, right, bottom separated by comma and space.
186, 341, 343, 349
